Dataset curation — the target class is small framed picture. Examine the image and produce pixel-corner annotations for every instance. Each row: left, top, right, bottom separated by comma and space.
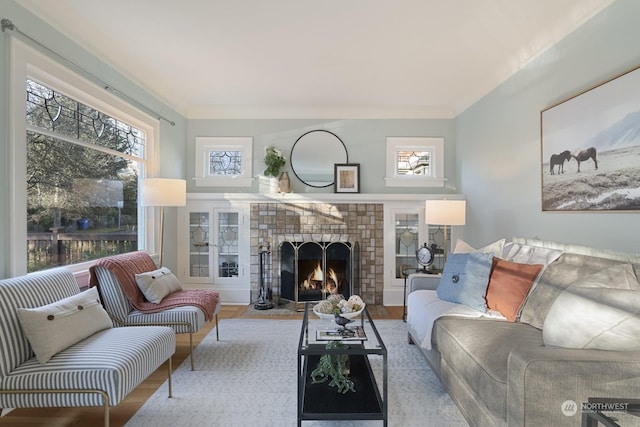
334, 163, 360, 193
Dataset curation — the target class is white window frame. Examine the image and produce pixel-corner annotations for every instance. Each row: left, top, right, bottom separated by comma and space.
194, 137, 253, 187
385, 137, 445, 187
9, 38, 159, 276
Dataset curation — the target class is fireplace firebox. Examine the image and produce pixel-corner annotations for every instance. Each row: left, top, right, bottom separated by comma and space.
280, 241, 359, 311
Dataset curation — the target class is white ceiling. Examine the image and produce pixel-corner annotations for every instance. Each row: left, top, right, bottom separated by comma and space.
16, 0, 614, 119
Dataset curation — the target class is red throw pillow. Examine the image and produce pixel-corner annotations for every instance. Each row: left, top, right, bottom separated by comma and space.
486, 258, 543, 322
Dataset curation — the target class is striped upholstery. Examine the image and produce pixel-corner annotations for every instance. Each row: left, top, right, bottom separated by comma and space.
0, 268, 80, 377
0, 267, 175, 411
0, 326, 175, 407
93, 266, 206, 334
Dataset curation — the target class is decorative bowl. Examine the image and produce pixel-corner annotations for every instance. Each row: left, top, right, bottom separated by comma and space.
312, 304, 365, 320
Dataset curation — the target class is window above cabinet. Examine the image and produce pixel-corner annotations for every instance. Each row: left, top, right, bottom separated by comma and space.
194, 137, 253, 187
385, 137, 444, 188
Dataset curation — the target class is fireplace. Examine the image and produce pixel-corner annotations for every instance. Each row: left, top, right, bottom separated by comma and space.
280, 241, 359, 310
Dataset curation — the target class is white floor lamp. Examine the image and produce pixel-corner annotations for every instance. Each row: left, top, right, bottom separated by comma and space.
424, 199, 466, 266
140, 178, 186, 266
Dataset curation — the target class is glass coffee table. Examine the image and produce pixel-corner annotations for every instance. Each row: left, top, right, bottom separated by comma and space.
297, 303, 388, 426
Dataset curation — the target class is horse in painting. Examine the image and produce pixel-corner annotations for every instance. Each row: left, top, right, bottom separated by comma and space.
571, 147, 598, 172
549, 150, 572, 175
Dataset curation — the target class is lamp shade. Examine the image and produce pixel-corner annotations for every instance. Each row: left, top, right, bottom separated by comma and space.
140, 178, 186, 207
425, 200, 466, 226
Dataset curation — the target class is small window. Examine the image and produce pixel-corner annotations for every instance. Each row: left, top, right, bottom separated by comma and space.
385, 137, 444, 187
195, 137, 253, 187
209, 150, 242, 176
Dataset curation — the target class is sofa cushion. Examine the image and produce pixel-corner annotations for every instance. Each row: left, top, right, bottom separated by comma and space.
486, 258, 543, 322
437, 252, 493, 311
566, 262, 640, 290
543, 263, 640, 350
17, 287, 113, 364
435, 317, 544, 421
513, 236, 640, 264
1, 326, 175, 407
135, 267, 183, 304
519, 253, 626, 329
502, 241, 563, 267
543, 287, 640, 350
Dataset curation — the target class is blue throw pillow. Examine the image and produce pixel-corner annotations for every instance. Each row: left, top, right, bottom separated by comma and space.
437, 252, 494, 311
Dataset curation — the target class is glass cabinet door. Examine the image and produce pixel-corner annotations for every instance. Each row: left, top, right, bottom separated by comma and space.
427, 224, 448, 272
189, 212, 210, 279
179, 202, 249, 304
214, 210, 239, 281
189, 211, 210, 277
395, 213, 420, 278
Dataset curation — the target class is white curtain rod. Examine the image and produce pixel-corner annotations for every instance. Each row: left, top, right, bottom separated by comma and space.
1, 18, 176, 126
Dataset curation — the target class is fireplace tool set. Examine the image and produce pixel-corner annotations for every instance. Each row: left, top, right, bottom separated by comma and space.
254, 244, 274, 310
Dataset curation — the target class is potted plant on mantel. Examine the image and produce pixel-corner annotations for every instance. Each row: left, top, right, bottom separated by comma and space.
261, 146, 289, 193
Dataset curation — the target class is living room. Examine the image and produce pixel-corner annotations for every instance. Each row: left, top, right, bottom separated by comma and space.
1, 1, 640, 426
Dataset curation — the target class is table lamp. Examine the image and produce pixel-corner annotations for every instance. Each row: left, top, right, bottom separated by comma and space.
424, 199, 466, 266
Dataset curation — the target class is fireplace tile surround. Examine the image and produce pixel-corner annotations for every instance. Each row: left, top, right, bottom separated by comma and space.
250, 202, 384, 305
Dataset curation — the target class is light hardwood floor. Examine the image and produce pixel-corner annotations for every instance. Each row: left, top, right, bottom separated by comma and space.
0, 305, 403, 427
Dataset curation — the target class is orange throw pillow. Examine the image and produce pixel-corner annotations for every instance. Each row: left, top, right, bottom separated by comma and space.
486, 258, 543, 322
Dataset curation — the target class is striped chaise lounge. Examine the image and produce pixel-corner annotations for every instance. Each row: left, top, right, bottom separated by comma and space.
90, 251, 220, 371
0, 267, 175, 427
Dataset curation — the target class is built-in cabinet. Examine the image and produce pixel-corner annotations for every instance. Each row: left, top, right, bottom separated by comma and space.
178, 200, 250, 304
383, 201, 458, 306
177, 194, 463, 307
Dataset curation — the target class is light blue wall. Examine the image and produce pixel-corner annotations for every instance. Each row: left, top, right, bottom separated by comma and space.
188, 119, 455, 194
0, 1, 187, 277
3, 0, 640, 278
456, 0, 640, 253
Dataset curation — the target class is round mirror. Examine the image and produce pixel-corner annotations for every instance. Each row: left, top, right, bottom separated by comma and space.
290, 130, 348, 187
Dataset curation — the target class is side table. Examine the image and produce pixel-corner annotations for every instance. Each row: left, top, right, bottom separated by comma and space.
402, 268, 440, 322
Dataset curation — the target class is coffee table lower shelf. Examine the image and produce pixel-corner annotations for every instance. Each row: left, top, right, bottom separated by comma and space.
298, 346, 386, 426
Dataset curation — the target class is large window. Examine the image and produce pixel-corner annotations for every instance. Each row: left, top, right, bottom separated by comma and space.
10, 39, 158, 275
25, 80, 145, 272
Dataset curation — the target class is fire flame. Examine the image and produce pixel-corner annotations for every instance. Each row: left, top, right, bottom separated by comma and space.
299, 262, 341, 293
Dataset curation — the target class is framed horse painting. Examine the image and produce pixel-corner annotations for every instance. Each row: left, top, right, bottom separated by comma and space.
541, 64, 640, 211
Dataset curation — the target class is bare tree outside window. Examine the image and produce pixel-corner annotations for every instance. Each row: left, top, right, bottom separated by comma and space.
26, 79, 144, 272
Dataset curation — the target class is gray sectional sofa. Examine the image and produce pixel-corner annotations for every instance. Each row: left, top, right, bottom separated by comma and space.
407, 237, 640, 427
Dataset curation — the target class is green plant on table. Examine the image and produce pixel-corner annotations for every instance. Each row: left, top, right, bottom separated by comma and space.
310, 341, 355, 394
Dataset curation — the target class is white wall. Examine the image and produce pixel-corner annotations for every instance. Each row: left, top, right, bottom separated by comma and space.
456, 0, 640, 253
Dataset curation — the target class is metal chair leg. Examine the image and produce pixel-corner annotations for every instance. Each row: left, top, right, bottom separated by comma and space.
189, 329, 194, 371
167, 357, 173, 398
215, 314, 219, 341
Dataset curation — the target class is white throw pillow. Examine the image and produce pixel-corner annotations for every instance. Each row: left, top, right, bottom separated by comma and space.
543, 264, 640, 351
17, 287, 113, 364
135, 267, 182, 304
453, 238, 505, 257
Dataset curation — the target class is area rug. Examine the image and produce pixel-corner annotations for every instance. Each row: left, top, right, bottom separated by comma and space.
125, 319, 468, 427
